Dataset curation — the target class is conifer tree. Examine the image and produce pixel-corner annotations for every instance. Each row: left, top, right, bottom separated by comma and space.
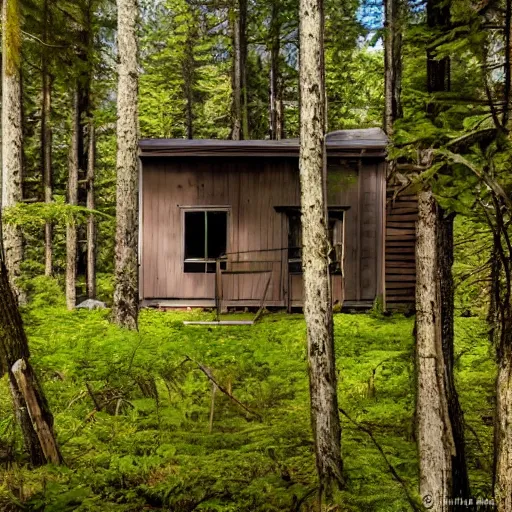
112, 0, 140, 330
2, 0, 26, 304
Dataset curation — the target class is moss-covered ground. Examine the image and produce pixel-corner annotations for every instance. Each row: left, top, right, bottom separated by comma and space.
0, 301, 494, 511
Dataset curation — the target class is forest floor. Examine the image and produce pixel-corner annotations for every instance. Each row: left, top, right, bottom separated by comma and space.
0, 295, 495, 511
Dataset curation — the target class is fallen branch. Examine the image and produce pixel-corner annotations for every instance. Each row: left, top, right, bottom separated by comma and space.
339, 407, 422, 512
186, 356, 263, 421
466, 422, 492, 473
12, 359, 62, 465
85, 382, 102, 411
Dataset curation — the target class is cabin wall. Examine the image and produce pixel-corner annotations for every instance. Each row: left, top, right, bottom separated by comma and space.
140, 156, 385, 305
385, 188, 418, 306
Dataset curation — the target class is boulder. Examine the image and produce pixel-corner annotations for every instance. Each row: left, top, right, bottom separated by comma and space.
76, 299, 107, 310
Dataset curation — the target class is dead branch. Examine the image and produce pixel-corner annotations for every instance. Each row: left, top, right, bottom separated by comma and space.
85, 382, 102, 411
339, 407, 422, 512
466, 423, 493, 473
186, 356, 263, 421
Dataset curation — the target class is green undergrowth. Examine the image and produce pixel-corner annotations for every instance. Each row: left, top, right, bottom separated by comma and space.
0, 302, 494, 511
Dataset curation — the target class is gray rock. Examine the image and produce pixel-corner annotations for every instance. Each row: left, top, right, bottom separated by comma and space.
76, 299, 107, 310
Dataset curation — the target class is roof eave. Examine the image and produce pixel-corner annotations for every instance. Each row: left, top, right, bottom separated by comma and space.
138, 148, 387, 159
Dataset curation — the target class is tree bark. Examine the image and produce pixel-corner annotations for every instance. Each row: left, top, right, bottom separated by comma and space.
231, 0, 248, 141
489, 208, 512, 511
269, 0, 283, 140
86, 121, 96, 299
495, 342, 512, 512
1, 0, 25, 303
41, 0, 53, 277
76, 1, 94, 285
384, 0, 402, 136
437, 209, 470, 499
416, 189, 455, 512
299, 0, 343, 501
183, 4, 196, 140
66, 90, 79, 311
414, 0, 469, 504
112, 0, 140, 330
0, 259, 62, 466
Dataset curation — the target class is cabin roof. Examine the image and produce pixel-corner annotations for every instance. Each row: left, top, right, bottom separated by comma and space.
139, 128, 387, 159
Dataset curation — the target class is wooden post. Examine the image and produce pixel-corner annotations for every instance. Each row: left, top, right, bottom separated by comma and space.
11, 359, 62, 464
216, 259, 223, 320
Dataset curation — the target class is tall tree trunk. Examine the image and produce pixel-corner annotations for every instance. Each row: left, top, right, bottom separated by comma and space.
437, 209, 470, 499
414, 0, 469, 504
183, 7, 196, 140
416, 189, 455, 511
42, 0, 53, 277
299, 0, 343, 501
1, 0, 25, 304
490, 203, 512, 510
384, 0, 402, 137
76, 1, 94, 286
66, 90, 79, 311
269, 0, 283, 140
231, 0, 248, 140
0, 249, 62, 465
495, 340, 512, 512
86, 121, 96, 299
112, 0, 140, 330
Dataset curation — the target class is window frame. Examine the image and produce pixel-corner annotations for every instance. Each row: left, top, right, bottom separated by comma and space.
180, 206, 230, 274
285, 208, 346, 275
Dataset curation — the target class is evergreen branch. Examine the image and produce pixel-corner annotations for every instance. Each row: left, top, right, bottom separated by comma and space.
438, 150, 512, 212
445, 128, 497, 152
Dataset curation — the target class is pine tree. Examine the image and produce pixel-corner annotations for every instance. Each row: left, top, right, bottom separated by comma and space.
112, 0, 140, 330
2, 0, 26, 304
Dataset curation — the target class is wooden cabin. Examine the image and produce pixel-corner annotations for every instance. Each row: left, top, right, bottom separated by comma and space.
138, 128, 417, 311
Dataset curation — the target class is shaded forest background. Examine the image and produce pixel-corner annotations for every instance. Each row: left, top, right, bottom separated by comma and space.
4, 0, 386, 305
2, 0, 497, 315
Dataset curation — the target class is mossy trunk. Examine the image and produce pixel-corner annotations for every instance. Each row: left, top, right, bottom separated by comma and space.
1, 0, 25, 304
0, 260, 62, 466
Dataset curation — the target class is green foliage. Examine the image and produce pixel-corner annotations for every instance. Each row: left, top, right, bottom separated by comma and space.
0, 309, 494, 511
3, 200, 111, 230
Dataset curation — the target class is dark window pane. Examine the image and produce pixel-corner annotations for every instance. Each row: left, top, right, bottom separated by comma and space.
185, 211, 205, 260
207, 211, 227, 259
289, 261, 302, 274
184, 262, 206, 273
288, 213, 302, 260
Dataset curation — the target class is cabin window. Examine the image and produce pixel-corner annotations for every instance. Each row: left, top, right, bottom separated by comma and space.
183, 210, 228, 273
288, 212, 343, 275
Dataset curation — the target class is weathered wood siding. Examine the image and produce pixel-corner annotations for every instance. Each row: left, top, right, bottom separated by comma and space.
140, 156, 385, 305
385, 189, 418, 306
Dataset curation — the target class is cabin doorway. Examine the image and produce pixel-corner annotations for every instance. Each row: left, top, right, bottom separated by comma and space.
284, 207, 346, 310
